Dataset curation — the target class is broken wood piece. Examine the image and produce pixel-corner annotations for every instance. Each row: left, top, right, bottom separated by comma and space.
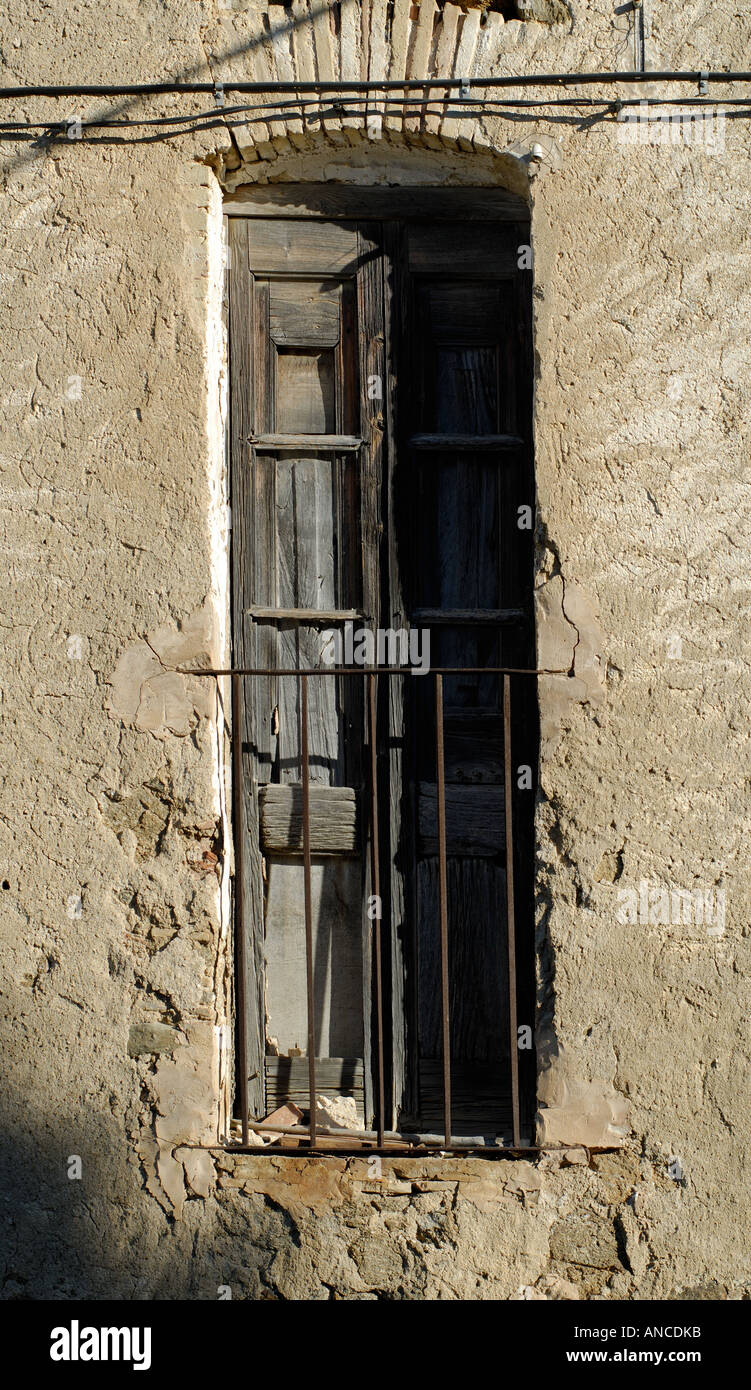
265, 1056, 365, 1122
260, 784, 358, 854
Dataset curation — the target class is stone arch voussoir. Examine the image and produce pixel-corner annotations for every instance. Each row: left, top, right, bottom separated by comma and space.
215, 1, 542, 169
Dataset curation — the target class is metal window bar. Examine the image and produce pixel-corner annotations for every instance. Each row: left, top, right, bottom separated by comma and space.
183, 663, 563, 1155
435, 674, 452, 1148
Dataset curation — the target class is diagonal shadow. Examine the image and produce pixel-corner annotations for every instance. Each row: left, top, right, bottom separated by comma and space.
0, 0, 358, 176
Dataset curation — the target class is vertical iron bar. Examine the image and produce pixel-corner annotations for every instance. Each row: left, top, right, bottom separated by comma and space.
368, 672, 386, 1147
231, 672, 250, 1146
300, 675, 317, 1147
435, 673, 452, 1148
503, 674, 522, 1148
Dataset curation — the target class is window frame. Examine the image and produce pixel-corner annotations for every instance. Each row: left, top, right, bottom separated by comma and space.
225, 184, 537, 1155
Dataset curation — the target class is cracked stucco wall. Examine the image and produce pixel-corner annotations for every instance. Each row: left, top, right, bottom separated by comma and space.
1, 0, 750, 1300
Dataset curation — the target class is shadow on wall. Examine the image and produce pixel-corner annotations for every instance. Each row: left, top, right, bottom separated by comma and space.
0, 1090, 163, 1299
0, 1086, 293, 1300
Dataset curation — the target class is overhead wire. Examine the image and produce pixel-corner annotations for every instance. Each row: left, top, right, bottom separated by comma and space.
1, 96, 749, 139
1, 71, 748, 142
0, 70, 750, 97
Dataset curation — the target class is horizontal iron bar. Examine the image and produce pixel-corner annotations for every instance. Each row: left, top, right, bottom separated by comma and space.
238, 1121, 529, 1145
176, 665, 569, 677
2, 72, 750, 98
232, 1143, 538, 1156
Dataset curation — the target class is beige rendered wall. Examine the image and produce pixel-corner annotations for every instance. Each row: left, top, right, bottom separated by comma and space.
0, 0, 749, 1299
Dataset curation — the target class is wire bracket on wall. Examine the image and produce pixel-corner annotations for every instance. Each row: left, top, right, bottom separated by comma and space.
3, 72, 751, 148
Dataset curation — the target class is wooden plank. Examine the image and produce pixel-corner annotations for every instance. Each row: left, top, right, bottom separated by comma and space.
384, 218, 411, 1126
252, 278, 272, 437
411, 608, 525, 625
419, 280, 507, 344
274, 456, 336, 647
228, 218, 266, 1120
442, 730, 504, 785
356, 221, 387, 1127
417, 858, 510, 1066
418, 783, 505, 856
246, 218, 359, 275
248, 434, 362, 451
394, 213, 427, 1126
224, 185, 529, 223
412, 469, 499, 615
265, 1056, 365, 1122
437, 349, 497, 435
272, 452, 354, 786
266, 1056, 364, 1090
255, 234, 362, 798
264, 857, 364, 1059
415, 1061, 511, 1135
408, 223, 518, 275
337, 286, 364, 792
441, 706, 503, 723
418, 1061, 511, 1097
251, 448, 278, 782
339, 278, 359, 439
276, 349, 336, 434
260, 785, 358, 853
272, 455, 333, 689
357, 225, 384, 647
409, 434, 523, 450
269, 279, 341, 346
245, 607, 363, 622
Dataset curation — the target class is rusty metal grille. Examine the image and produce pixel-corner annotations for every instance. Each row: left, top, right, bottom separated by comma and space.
184, 663, 551, 1156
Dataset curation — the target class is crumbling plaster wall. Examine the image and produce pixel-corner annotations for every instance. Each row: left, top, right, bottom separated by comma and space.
1, 0, 750, 1300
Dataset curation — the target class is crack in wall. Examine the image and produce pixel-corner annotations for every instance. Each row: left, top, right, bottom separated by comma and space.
537, 520, 580, 678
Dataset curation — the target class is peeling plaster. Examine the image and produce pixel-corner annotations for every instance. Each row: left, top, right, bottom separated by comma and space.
108, 603, 217, 737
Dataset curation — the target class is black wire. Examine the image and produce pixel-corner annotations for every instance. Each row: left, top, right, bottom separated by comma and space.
1, 70, 750, 97
1, 93, 745, 136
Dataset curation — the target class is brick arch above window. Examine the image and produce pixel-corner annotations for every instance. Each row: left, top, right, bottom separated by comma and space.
209, 0, 569, 168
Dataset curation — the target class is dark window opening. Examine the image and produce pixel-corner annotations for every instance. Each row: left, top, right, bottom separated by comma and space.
227, 186, 537, 1152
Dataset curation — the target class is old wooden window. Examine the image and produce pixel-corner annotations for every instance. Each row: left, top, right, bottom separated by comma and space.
228, 186, 536, 1147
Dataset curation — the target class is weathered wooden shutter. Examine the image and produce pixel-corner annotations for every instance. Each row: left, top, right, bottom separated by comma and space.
229, 216, 384, 1123
392, 218, 535, 1134
229, 192, 534, 1139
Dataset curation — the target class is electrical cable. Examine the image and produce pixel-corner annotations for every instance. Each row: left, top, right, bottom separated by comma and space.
1, 95, 748, 138
2, 71, 747, 143
0, 70, 750, 98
